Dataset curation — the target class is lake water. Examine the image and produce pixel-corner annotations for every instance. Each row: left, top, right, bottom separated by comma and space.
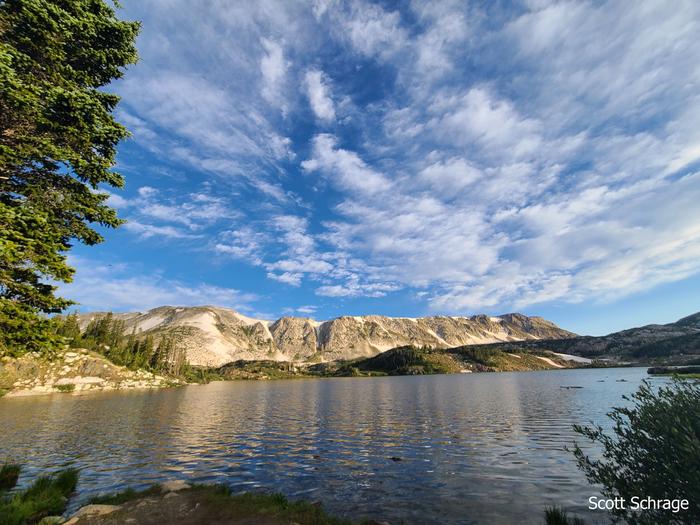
1, 367, 661, 524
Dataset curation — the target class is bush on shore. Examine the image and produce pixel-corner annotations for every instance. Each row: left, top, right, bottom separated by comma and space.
0, 466, 78, 525
550, 378, 700, 525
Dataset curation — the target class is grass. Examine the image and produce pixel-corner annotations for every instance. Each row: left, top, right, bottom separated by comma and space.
191, 485, 354, 525
0, 465, 21, 491
54, 384, 75, 393
90, 483, 373, 524
90, 484, 388, 525
544, 506, 586, 525
0, 468, 78, 525
88, 485, 162, 505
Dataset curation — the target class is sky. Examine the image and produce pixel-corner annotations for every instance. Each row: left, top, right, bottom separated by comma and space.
60, 0, 700, 336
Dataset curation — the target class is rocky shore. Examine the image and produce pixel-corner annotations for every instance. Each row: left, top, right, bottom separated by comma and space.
0, 349, 183, 398
49, 482, 371, 525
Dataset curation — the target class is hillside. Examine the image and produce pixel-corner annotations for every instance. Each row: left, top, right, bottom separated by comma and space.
450, 312, 700, 364
0, 348, 182, 397
76, 306, 576, 366
311, 345, 571, 377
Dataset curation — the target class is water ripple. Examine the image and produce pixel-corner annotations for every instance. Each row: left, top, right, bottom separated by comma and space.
0, 368, 658, 524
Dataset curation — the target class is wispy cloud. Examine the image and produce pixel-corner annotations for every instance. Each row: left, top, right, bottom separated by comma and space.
61, 257, 259, 313
260, 38, 289, 113
304, 69, 336, 122
96, 0, 700, 319
109, 185, 239, 240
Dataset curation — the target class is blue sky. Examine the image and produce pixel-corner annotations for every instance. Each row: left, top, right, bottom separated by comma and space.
61, 0, 700, 336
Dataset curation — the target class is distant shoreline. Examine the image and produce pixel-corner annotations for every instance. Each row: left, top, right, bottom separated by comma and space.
1, 345, 634, 399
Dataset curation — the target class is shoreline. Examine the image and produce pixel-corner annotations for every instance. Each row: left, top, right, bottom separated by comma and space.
1, 345, 642, 399
64, 482, 364, 525
0, 349, 184, 399
1, 362, 635, 400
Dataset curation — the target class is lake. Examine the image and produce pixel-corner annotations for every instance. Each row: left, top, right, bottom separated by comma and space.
0, 367, 660, 524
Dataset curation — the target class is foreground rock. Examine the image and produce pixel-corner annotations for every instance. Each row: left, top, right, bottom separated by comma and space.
64, 505, 121, 524
77, 306, 576, 366
0, 349, 183, 398
64, 483, 363, 524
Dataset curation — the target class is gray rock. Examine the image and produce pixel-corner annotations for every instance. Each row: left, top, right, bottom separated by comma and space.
161, 479, 191, 492
76, 306, 574, 366
65, 504, 120, 524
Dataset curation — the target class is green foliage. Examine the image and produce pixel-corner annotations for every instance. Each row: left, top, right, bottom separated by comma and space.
89, 485, 161, 505
0, 467, 78, 525
55, 311, 80, 344
0, 299, 61, 356
544, 506, 586, 525
350, 345, 454, 375
572, 379, 700, 524
54, 383, 74, 393
455, 345, 506, 367
194, 486, 353, 525
51, 312, 194, 379
217, 360, 302, 380
0, 464, 20, 491
632, 333, 700, 358
181, 365, 222, 384
0, 0, 139, 356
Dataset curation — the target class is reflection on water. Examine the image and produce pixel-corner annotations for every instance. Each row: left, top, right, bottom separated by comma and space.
0, 367, 658, 524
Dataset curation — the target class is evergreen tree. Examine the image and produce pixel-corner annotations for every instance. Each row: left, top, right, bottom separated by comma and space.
153, 336, 174, 372
56, 312, 81, 345
0, 1, 139, 355
133, 334, 154, 369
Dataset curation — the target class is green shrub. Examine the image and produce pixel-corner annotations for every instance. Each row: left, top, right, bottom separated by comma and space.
54, 384, 75, 393
572, 379, 700, 524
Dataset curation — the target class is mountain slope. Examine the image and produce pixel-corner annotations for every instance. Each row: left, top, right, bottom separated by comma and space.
77, 306, 575, 366
453, 311, 700, 364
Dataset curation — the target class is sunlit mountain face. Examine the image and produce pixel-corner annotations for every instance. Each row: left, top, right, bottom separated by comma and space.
62, 0, 700, 336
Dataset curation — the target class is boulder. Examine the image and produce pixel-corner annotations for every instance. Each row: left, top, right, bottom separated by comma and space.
161, 479, 191, 492
64, 504, 120, 524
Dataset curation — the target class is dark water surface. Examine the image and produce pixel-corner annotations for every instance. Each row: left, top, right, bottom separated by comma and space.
1, 367, 660, 524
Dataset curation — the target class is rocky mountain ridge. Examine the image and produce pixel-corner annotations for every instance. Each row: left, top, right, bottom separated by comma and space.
77, 306, 576, 367
454, 311, 700, 364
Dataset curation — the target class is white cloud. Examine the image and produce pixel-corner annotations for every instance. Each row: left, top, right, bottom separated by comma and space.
61, 257, 258, 313
295, 305, 317, 315
107, 0, 700, 314
260, 38, 289, 112
329, 1, 408, 60
302, 134, 391, 195
411, 1, 470, 76
430, 87, 543, 160
267, 271, 303, 286
123, 221, 200, 240
114, 186, 239, 240
304, 69, 336, 121
418, 158, 481, 196
316, 281, 400, 298
214, 227, 266, 265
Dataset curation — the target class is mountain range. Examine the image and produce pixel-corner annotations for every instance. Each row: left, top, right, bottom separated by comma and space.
77, 306, 576, 367
461, 311, 700, 364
